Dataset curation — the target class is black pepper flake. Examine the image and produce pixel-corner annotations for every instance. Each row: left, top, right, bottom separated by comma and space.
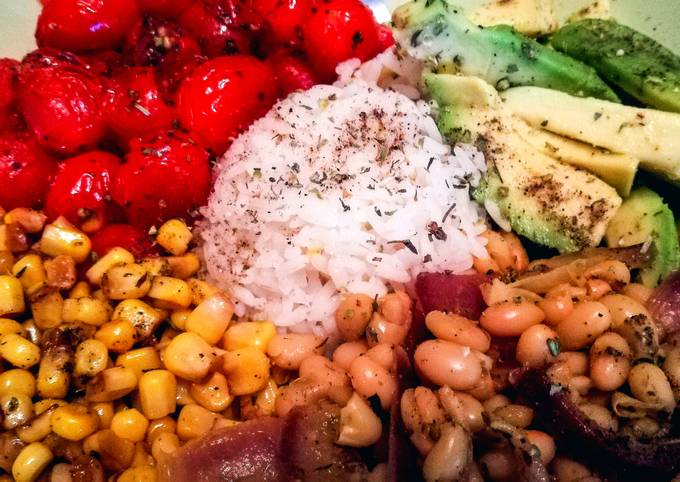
374, 206, 382, 217
441, 203, 457, 223
387, 239, 418, 254
339, 198, 350, 212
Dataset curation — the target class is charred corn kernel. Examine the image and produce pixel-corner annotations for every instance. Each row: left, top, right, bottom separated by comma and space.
222, 321, 276, 352
0, 250, 15, 274
112, 299, 164, 340
190, 372, 233, 412
167, 253, 200, 279
12, 255, 46, 296
4, 208, 46, 233
148, 276, 192, 310
86, 366, 138, 402
138, 369, 177, 420
151, 432, 180, 460
95, 320, 137, 353
37, 352, 70, 399
90, 401, 114, 429
0, 317, 25, 336
170, 309, 191, 330
50, 404, 99, 441
157, 219, 192, 256
86, 247, 135, 285
139, 257, 171, 277
1, 393, 33, 429
119, 465, 158, 482
12, 442, 53, 482
74, 339, 108, 377
0, 369, 36, 397
0, 275, 25, 316
31, 291, 64, 329
39, 217, 91, 263
62, 297, 112, 326
222, 347, 270, 396
188, 278, 219, 305
111, 408, 149, 442
17, 407, 53, 443
69, 281, 91, 299
117, 347, 162, 380
185, 292, 233, 344
101, 264, 151, 300
163, 332, 216, 382
146, 416, 177, 444
34, 399, 66, 415
0, 334, 40, 368
177, 404, 217, 440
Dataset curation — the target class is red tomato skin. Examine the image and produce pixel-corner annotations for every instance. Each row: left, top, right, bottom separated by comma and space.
90, 223, 156, 258
35, 0, 141, 52
102, 67, 175, 148
44, 151, 121, 227
269, 51, 319, 97
302, 0, 381, 81
377, 24, 394, 52
112, 131, 211, 228
0, 59, 22, 133
17, 63, 106, 155
178, 55, 277, 153
0, 132, 58, 210
252, 0, 314, 47
136, 0, 195, 18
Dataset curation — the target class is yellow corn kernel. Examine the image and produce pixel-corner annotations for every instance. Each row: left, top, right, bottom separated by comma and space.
4, 208, 46, 233
139, 257, 171, 277
156, 327, 179, 352
0, 275, 25, 316
163, 332, 216, 382
187, 278, 219, 305
74, 339, 109, 377
1, 393, 33, 429
175, 379, 198, 406
167, 253, 200, 279
50, 404, 99, 441
0, 334, 40, 368
86, 366, 138, 402
12, 442, 53, 482
0, 369, 36, 397
146, 416, 177, 444
169, 309, 191, 330
21, 319, 40, 345
185, 292, 233, 345
0, 317, 25, 336
117, 347, 162, 380
91, 402, 114, 429
222, 321, 276, 352
37, 350, 70, 399
151, 432, 180, 461
190, 372, 233, 412
12, 255, 47, 296
34, 399, 66, 415
139, 369, 177, 420
157, 219, 192, 256
131, 443, 155, 468
31, 291, 64, 330
92, 289, 108, 302
112, 299, 164, 340
101, 264, 151, 300
62, 296, 112, 327
177, 404, 217, 440
39, 217, 91, 263
111, 408, 149, 442
255, 379, 278, 417
69, 281, 91, 299
86, 247, 135, 285
0, 250, 15, 275
148, 276, 192, 310
221, 347, 270, 396
17, 406, 54, 443
212, 418, 240, 430
95, 320, 137, 353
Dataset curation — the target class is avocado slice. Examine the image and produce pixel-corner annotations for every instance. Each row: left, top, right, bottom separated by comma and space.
392, 0, 619, 101
605, 187, 680, 287
552, 19, 680, 113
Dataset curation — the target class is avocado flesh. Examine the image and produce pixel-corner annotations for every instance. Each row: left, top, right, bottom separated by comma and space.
392, 0, 619, 101
552, 19, 680, 113
502, 86, 680, 185
605, 187, 680, 287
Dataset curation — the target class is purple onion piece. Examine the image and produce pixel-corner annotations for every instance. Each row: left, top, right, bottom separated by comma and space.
647, 270, 680, 337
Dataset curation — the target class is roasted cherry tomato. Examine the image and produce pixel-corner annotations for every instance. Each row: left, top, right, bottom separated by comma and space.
91, 223, 156, 258
44, 151, 121, 230
302, 0, 381, 81
178, 55, 277, 153
17, 62, 106, 155
0, 132, 58, 210
36, 0, 140, 52
269, 51, 319, 97
252, 0, 314, 47
103, 67, 175, 148
0, 59, 22, 133
112, 131, 211, 228
136, 0, 195, 18
377, 24, 395, 52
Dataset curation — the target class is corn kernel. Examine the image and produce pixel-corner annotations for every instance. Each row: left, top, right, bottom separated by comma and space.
69, 281, 91, 299
155, 327, 179, 352
146, 416, 177, 444
177, 404, 217, 440
0, 334, 40, 368
169, 309, 191, 330
138, 369, 177, 420
131, 443, 154, 468
0, 250, 14, 275
12, 255, 46, 296
157, 219, 192, 256
185, 292, 233, 344
0, 369, 36, 397
116, 347, 162, 380
212, 418, 240, 430
118, 465, 158, 482
4, 208, 46, 234
44, 255, 76, 290
62, 297, 112, 327
74, 339, 109, 377
37, 351, 70, 399
17, 407, 53, 443
95, 320, 137, 353
86, 366, 138, 402
221, 347, 270, 396
151, 432, 180, 461
34, 399, 66, 415
12, 442, 53, 482
101, 264, 151, 300
1, 393, 33, 429
50, 404, 99, 441
190, 372, 233, 412
167, 253, 200, 279
92, 288, 108, 302
139, 257, 171, 277
21, 319, 40, 345
112, 299, 164, 340
148, 276, 192, 310
223, 321, 276, 352
0, 275, 25, 316
31, 291, 64, 329
91, 402, 114, 429
87, 429, 136, 472
0, 317, 25, 336
163, 332, 216, 382
111, 408, 149, 442
39, 217, 91, 263
175, 378, 198, 406
187, 278, 219, 305
86, 247, 136, 285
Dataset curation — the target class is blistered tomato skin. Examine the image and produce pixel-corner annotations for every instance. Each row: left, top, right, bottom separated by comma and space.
269, 52, 319, 97
112, 131, 211, 228
178, 55, 277, 153
0, 132, 58, 210
136, 0, 195, 18
44, 151, 121, 228
0, 59, 21, 132
254, 0, 314, 47
35, 0, 141, 52
91, 223, 156, 258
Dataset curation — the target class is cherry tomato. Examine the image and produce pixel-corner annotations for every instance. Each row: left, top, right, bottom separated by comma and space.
178, 55, 277, 153
44, 151, 121, 230
302, 0, 381, 81
112, 131, 211, 228
269, 51, 319, 97
91, 223, 156, 258
36, 0, 141, 52
102, 67, 175, 148
136, 0, 195, 18
0, 132, 58, 210
252, 0, 314, 47
22, 48, 90, 71
377, 24, 394, 52
0, 59, 21, 133
17, 63, 106, 155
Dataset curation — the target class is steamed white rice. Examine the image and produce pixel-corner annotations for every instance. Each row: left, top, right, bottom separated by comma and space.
200, 50, 488, 335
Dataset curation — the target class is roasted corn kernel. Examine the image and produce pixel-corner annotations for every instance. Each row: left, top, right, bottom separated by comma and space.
139, 370, 177, 420
12, 254, 47, 296
187, 278, 219, 305
169, 309, 191, 330
148, 276, 192, 310
222, 347, 270, 396
39, 217, 91, 263
167, 253, 200, 279
112, 299, 164, 340
50, 404, 99, 441
74, 339, 109, 377
86, 366, 138, 402
86, 247, 135, 285
0, 369, 36, 397
117, 347, 162, 380
185, 292, 233, 344
190, 372, 233, 412
69, 281, 91, 299
1, 393, 33, 429
151, 432, 180, 461
4, 208, 46, 233
0, 317, 24, 336
16, 407, 53, 443
62, 296, 112, 326
30, 291, 64, 329
0, 250, 14, 275
139, 257, 171, 277
111, 408, 149, 442
177, 404, 217, 440
37, 349, 70, 399
12, 442, 53, 482
222, 321, 276, 352
92, 401, 114, 429
95, 320, 137, 353
0, 333, 40, 368
163, 332, 216, 382
34, 399, 66, 415
118, 465, 158, 482
101, 264, 151, 300
146, 416, 177, 444
0, 275, 25, 316
44, 255, 76, 290
157, 219, 192, 256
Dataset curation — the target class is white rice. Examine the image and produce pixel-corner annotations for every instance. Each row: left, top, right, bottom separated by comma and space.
200, 49, 488, 336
